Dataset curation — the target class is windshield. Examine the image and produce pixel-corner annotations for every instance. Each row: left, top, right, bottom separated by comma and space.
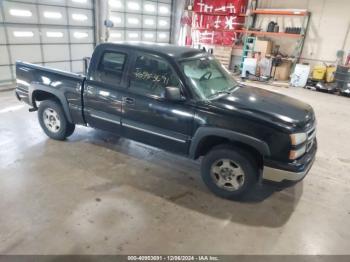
180, 56, 238, 100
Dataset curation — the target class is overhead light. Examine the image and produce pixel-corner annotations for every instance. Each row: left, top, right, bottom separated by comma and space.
9, 9, 32, 17
43, 11, 62, 19
110, 32, 122, 38
158, 20, 168, 26
13, 31, 34, 37
73, 32, 88, 38
72, 13, 88, 21
109, 0, 123, 9
110, 16, 122, 24
127, 2, 140, 11
144, 4, 155, 12
144, 18, 154, 25
159, 6, 169, 14
128, 32, 139, 39
144, 33, 154, 39
46, 31, 64, 38
127, 17, 139, 25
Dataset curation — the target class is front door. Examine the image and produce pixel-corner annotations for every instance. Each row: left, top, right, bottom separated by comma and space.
121, 53, 194, 155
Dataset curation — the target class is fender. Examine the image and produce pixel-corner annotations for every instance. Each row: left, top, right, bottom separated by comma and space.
29, 83, 73, 123
189, 127, 271, 159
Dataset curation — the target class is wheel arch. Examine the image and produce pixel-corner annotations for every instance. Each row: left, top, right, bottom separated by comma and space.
31, 86, 73, 123
189, 127, 270, 162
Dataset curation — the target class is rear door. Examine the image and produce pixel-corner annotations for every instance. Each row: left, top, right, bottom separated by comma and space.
83, 47, 130, 133
121, 52, 195, 155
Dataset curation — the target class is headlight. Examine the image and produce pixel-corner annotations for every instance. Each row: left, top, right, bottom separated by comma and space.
289, 145, 306, 160
290, 132, 307, 145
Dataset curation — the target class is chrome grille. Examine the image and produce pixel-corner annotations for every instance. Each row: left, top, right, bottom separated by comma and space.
306, 124, 316, 152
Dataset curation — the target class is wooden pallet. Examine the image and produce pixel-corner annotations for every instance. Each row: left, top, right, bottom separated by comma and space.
213, 46, 233, 69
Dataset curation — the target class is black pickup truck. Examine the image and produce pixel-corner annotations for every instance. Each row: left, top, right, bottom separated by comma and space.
15, 42, 317, 199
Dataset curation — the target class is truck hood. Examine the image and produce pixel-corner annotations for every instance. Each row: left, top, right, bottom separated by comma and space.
209, 85, 314, 129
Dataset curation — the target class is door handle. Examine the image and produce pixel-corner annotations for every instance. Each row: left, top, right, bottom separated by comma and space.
86, 86, 95, 95
123, 97, 135, 105
76, 83, 82, 93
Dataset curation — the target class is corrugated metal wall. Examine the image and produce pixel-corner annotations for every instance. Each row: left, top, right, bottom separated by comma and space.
0, 0, 95, 85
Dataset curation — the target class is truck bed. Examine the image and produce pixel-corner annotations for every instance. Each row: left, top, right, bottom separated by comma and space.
15, 61, 86, 125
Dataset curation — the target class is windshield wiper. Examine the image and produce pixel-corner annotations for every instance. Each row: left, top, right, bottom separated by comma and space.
207, 90, 231, 99
207, 84, 240, 99
228, 84, 240, 92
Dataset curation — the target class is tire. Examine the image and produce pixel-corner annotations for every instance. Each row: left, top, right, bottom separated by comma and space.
38, 99, 75, 140
201, 145, 258, 200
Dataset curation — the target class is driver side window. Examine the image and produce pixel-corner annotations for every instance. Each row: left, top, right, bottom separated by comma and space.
130, 54, 180, 97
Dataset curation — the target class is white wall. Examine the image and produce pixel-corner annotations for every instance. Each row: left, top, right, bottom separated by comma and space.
256, 0, 350, 64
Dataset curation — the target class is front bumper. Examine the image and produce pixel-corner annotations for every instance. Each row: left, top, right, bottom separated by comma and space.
262, 140, 317, 183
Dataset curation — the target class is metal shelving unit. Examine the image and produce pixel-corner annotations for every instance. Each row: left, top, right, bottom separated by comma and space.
239, 7, 311, 70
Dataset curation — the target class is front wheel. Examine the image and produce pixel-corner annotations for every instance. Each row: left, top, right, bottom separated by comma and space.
201, 146, 258, 200
38, 99, 75, 140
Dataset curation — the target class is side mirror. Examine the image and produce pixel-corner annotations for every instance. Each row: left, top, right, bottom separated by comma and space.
164, 86, 185, 101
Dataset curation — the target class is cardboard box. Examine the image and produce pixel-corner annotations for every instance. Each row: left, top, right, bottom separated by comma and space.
232, 47, 243, 56
273, 60, 292, 81
254, 39, 272, 55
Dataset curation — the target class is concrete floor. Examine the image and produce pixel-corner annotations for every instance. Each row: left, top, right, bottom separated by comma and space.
0, 85, 349, 255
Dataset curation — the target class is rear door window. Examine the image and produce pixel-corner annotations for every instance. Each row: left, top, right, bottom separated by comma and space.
92, 51, 127, 86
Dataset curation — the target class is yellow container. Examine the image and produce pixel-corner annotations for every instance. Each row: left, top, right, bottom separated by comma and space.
326, 66, 336, 83
312, 65, 327, 80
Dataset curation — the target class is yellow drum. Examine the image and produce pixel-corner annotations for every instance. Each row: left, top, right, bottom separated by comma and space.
326, 66, 336, 83
312, 65, 327, 80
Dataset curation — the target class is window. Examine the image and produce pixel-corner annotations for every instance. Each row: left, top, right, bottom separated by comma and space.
71, 0, 88, 3
72, 13, 88, 21
180, 56, 238, 100
130, 55, 180, 97
43, 11, 62, 19
109, 0, 123, 10
73, 31, 88, 39
158, 5, 170, 15
13, 31, 34, 37
144, 3, 156, 13
46, 32, 64, 38
9, 9, 32, 17
92, 51, 127, 85
127, 2, 140, 11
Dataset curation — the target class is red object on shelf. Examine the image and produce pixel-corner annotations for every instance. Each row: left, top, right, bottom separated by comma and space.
193, 0, 248, 15
192, 0, 248, 45
194, 15, 245, 31
194, 11, 246, 16
185, 36, 192, 46
346, 53, 350, 66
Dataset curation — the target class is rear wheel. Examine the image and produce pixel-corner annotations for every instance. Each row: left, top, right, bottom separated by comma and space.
38, 100, 75, 140
201, 145, 258, 200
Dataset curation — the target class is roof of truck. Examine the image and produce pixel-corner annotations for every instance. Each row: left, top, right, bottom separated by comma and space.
99, 42, 206, 60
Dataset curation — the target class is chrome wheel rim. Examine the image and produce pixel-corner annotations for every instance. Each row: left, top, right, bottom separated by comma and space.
43, 108, 61, 133
210, 159, 245, 191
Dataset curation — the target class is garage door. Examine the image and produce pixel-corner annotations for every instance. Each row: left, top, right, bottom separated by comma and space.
107, 0, 172, 43
0, 0, 95, 85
